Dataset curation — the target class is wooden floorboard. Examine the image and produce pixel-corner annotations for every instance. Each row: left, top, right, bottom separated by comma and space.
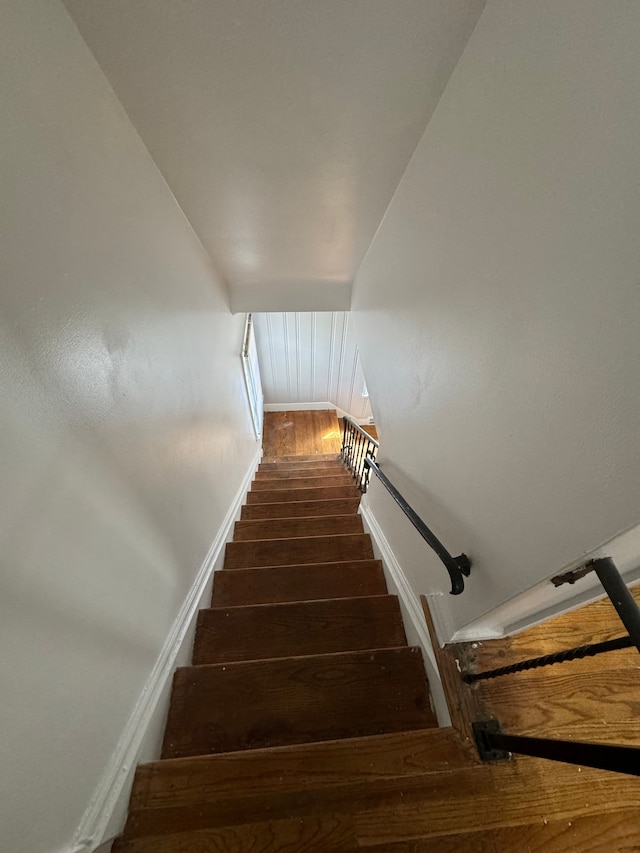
210, 560, 388, 607
161, 647, 436, 759
223, 533, 374, 569
192, 596, 407, 664
262, 410, 342, 458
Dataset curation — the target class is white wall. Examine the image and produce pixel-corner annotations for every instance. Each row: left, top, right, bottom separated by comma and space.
253, 312, 373, 422
352, 0, 640, 638
0, 2, 257, 851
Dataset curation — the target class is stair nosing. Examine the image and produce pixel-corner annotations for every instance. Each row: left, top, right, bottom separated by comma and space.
135, 726, 456, 770
176, 645, 420, 675
199, 593, 397, 613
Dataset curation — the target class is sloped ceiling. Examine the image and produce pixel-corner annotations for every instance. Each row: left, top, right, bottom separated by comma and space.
62, 0, 485, 312
253, 312, 372, 422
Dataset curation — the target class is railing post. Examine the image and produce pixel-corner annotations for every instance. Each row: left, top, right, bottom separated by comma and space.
591, 557, 640, 652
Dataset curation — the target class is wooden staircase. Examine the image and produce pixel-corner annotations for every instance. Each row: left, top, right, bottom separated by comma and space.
112, 453, 448, 851
112, 454, 640, 852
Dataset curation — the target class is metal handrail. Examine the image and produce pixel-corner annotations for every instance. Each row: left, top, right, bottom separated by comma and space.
363, 457, 471, 596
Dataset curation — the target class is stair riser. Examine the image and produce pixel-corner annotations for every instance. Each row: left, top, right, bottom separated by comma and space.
211, 561, 387, 607
224, 534, 374, 569
259, 460, 344, 472
251, 475, 352, 490
255, 467, 346, 480
162, 647, 435, 759
241, 498, 360, 519
130, 730, 469, 812
193, 596, 406, 664
246, 486, 359, 503
233, 515, 363, 541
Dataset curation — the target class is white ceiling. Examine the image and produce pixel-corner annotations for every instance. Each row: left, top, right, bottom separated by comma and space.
63, 0, 484, 312
253, 312, 372, 422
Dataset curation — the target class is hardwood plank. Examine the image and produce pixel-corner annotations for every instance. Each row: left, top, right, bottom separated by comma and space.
113, 813, 356, 853
192, 596, 407, 664
478, 668, 640, 743
259, 460, 344, 472
255, 466, 346, 480
251, 474, 352, 490
420, 596, 486, 745
352, 758, 640, 843
211, 560, 387, 606
246, 485, 360, 503
241, 497, 361, 519
262, 453, 339, 463
262, 410, 342, 458
223, 533, 374, 569
474, 586, 640, 672
233, 514, 363, 541
161, 647, 436, 758
334, 811, 640, 852
131, 729, 469, 812
123, 767, 483, 839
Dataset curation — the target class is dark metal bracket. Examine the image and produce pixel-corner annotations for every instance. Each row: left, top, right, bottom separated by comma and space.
472, 720, 511, 763
551, 563, 595, 587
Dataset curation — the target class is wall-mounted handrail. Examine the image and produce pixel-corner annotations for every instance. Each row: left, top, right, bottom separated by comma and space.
363, 457, 471, 596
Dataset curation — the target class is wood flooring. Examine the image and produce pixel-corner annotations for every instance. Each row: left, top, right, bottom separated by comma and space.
262, 410, 342, 458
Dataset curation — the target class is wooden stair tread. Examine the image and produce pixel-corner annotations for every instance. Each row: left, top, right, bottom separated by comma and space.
255, 466, 347, 480
251, 474, 353, 490
192, 595, 407, 664
211, 560, 387, 606
241, 497, 361, 519
259, 459, 345, 472
246, 485, 360, 503
112, 813, 355, 853
131, 729, 469, 811
262, 453, 339, 462
233, 514, 363, 541
161, 647, 436, 759
224, 533, 374, 569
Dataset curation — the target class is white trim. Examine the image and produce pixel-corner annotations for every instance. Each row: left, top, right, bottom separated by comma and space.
263, 400, 372, 426
359, 500, 451, 727
450, 521, 640, 642
70, 447, 262, 853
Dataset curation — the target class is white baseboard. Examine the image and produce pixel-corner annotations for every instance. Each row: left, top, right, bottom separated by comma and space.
359, 500, 451, 727
450, 521, 640, 642
70, 447, 262, 853
263, 400, 372, 426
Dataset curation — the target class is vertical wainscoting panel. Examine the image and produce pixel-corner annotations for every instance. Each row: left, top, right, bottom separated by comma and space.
254, 312, 373, 423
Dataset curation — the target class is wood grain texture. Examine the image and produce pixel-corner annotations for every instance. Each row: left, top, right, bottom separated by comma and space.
224, 533, 374, 569
162, 647, 436, 758
233, 514, 363, 541
255, 465, 346, 480
474, 586, 640, 672
211, 560, 388, 607
352, 757, 640, 844
246, 484, 360, 503
112, 813, 356, 853
131, 729, 469, 812
262, 453, 339, 463
420, 596, 486, 748
259, 459, 344, 471
192, 596, 407, 664
262, 410, 342, 458
241, 497, 361, 519
251, 474, 352, 490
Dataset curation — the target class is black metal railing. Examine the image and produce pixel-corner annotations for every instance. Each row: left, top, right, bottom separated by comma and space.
469, 556, 640, 777
340, 417, 379, 492
340, 418, 471, 595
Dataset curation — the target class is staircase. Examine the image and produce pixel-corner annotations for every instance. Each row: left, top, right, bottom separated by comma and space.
112, 453, 462, 852
112, 453, 640, 851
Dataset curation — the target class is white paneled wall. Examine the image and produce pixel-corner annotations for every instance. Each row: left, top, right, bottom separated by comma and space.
253, 312, 373, 423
